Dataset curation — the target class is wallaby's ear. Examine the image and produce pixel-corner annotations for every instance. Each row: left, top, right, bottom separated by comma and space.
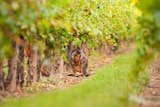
76, 46, 82, 53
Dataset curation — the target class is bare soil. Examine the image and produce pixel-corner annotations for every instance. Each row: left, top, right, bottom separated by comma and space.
138, 59, 160, 107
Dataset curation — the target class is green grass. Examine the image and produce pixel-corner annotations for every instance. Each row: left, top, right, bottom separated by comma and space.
1, 52, 146, 107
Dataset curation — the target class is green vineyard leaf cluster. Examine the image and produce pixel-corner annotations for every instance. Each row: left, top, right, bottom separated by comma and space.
0, 0, 139, 59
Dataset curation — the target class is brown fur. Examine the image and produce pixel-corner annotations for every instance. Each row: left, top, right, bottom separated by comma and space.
70, 47, 89, 76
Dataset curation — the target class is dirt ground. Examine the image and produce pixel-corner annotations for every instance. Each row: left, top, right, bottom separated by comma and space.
138, 59, 160, 107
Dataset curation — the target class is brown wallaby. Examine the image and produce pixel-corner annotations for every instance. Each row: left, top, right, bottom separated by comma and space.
70, 46, 89, 77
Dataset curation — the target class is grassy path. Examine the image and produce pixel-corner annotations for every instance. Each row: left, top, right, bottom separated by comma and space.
1, 52, 139, 107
